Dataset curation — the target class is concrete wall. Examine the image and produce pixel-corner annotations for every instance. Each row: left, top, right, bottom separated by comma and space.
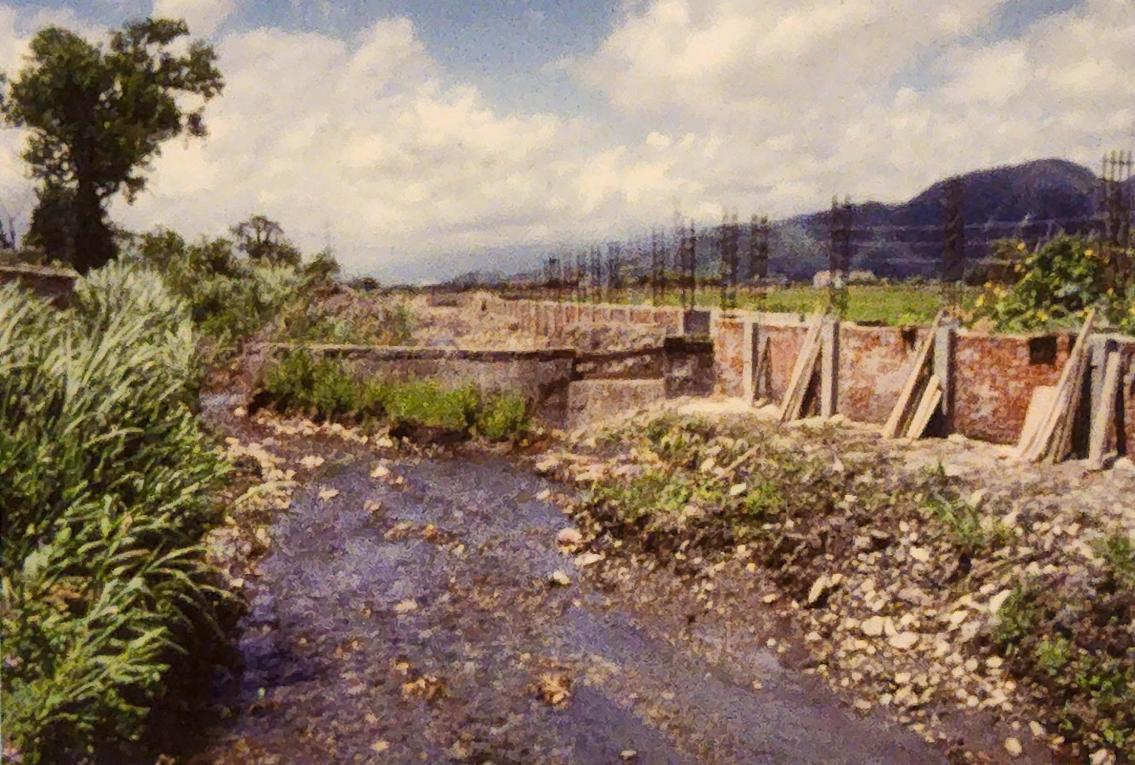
246, 344, 577, 425
485, 296, 684, 337
246, 339, 714, 428
0, 264, 78, 307
492, 297, 1135, 456
712, 312, 1135, 454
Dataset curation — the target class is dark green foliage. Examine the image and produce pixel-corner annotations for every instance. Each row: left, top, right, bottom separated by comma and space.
231, 215, 301, 267
0, 19, 223, 271
1095, 531, 1135, 590
0, 264, 227, 763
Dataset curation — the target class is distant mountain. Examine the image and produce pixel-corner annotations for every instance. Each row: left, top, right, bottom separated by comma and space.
773, 158, 1112, 280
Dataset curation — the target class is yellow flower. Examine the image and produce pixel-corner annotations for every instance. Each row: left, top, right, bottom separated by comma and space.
975, 294, 985, 307
1016, 242, 1026, 252
1085, 249, 1094, 258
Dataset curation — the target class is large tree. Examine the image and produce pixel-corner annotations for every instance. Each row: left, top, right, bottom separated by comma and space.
231, 214, 302, 266
0, 19, 223, 272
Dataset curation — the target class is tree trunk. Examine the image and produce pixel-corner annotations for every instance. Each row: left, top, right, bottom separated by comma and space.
72, 180, 114, 273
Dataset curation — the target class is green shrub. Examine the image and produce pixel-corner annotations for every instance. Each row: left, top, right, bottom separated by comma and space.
0, 264, 227, 763
975, 236, 1135, 334
383, 380, 479, 432
992, 586, 1038, 653
476, 392, 531, 441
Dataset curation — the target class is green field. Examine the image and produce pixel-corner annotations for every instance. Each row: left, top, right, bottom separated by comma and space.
549, 284, 976, 326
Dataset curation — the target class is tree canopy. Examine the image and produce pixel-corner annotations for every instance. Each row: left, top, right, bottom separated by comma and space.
231, 214, 302, 266
0, 18, 223, 272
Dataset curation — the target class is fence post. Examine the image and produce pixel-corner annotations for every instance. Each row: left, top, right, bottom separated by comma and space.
820, 316, 840, 417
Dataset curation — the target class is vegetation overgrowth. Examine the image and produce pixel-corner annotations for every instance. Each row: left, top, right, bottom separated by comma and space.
973, 236, 1135, 334
256, 349, 532, 442
571, 413, 1135, 758
0, 264, 228, 763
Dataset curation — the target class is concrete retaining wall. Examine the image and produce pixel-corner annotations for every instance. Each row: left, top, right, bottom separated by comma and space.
246, 339, 714, 428
0, 264, 78, 307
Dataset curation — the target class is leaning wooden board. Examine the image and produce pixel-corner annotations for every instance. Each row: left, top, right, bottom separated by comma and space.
1087, 350, 1122, 470
777, 314, 823, 423
881, 311, 945, 439
1015, 309, 1096, 463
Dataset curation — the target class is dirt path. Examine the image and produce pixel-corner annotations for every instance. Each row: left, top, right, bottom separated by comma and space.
188, 405, 943, 764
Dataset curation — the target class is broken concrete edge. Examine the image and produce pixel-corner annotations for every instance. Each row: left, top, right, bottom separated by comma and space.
0, 263, 81, 307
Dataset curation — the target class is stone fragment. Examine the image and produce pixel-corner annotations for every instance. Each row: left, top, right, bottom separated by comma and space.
888, 632, 919, 650
549, 570, 571, 586
556, 527, 583, 547
861, 616, 886, 637
1003, 737, 1022, 757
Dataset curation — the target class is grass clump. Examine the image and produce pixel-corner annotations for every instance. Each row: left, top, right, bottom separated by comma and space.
256, 350, 531, 442
0, 264, 228, 763
476, 392, 533, 442
383, 380, 479, 432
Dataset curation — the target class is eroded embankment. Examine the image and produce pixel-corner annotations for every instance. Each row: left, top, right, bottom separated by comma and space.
530, 410, 1135, 764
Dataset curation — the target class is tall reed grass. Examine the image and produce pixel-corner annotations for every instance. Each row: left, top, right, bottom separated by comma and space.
0, 263, 228, 763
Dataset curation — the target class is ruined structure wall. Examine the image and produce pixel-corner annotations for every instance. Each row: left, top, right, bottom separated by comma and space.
490, 298, 1135, 455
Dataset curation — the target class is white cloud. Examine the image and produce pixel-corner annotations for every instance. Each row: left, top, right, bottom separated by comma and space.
3, 0, 1135, 279
152, 0, 234, 36
577, 0, 1135, 213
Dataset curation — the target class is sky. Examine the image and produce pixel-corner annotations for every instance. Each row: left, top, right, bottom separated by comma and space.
1, 0, 1133, 281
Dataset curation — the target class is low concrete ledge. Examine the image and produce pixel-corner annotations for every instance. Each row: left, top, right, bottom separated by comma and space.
0, 263, 79, 307
285, 343, 577, 361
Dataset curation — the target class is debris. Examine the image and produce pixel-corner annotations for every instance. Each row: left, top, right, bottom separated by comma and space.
556, 527, 583, 548
371, 463, 391, 479
317, 487, 339, 501
888, 632, 919, 650
370, 740, 389, 754
537, 672, 572, 707
393, 599, 418, 614
1003, 737, 1022, 757
299, 454, 325, 469
620, 750, 638, 761
549, 570, 571, 587
574, 552, 603, 568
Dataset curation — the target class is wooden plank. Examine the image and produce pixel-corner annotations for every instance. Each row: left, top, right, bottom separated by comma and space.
1015, 385, 1057, 459
778, 315, 823, 423
905, 374, 942, 439
752, 334, 771, 402
1017, 309, 1096, 463
1087, 351, 1122, 470
882, 311, 945, 439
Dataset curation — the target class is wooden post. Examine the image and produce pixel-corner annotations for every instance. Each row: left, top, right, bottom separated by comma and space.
933, 320, 958, 433
742, 319, 759, 403
821, 317, 840, 418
